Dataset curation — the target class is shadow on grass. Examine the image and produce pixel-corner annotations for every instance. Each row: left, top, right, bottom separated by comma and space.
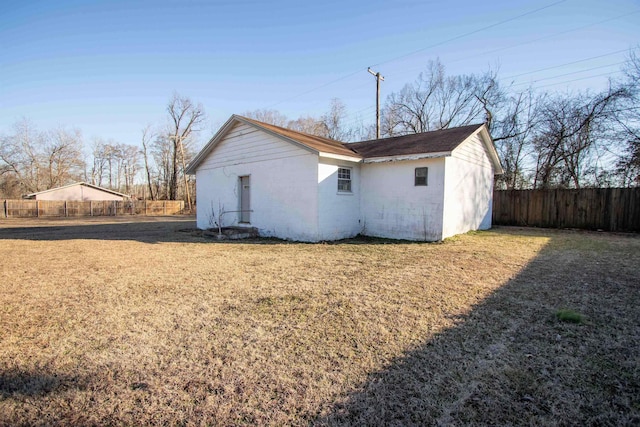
0, 369, 86, 398
0, 218, 200, 244
0, 217, 462, 245
318, 233, 640, 425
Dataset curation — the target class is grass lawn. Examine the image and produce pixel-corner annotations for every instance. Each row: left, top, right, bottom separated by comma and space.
0, 217, 638, 425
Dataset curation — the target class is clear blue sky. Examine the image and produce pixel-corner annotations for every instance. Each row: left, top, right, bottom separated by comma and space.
1, 0, 638, 148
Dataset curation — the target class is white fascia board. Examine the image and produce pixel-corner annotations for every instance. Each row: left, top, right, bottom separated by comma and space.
319, 152, 363, 163
185, 116, 238, 174
462, 125, 504, 174
363, 151, 451, 163
480, 127, 504, 174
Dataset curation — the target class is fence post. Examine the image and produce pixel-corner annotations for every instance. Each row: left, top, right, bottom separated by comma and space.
145, 199, 148, 216
64, 201, 67, 217
90, 201, 93, 217
3, 200, 7, 218
163, 201, 166, 215
36, 200, 39, 218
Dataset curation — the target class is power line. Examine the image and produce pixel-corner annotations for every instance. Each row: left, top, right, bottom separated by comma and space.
262, 0, 567, 112
382, 10, 638, 83
265, 68, 366, 109
503, 49, 630, 80
370, 0, 567, 68
455, 11, 639, 66
342, 107, 376, 131
508, 61, 626, 87
531, 70, 624, 89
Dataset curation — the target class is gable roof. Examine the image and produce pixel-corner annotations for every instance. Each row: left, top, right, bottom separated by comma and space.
23, 182, 130, 199
186, 115, 359, 173
241, 116, 359, 158
186, 115, 502, 174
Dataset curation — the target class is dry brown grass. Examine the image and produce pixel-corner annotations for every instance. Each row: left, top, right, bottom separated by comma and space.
0, 217, 638, 426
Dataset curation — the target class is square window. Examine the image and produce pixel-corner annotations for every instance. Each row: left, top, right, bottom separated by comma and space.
415, 167, 428, 186
338, 167, 352, 192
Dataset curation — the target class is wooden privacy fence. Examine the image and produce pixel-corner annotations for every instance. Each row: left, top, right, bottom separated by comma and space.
493, 188, 640, 232
1, 200, 185, 218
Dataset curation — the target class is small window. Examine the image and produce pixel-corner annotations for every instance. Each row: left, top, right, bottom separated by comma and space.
338, 167, 352, 192
415, 167, 428, 186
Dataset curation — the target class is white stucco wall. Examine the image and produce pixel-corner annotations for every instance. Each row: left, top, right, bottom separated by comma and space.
441, 133, 496, 239
195, 122, 320, 241
360, 158, 446, 241
317, 157, 361, 240
34, 184, 124, 201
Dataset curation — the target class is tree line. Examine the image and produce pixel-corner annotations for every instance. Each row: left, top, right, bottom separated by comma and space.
1, 49, 638, 200
246, 50, 639, 190
0, 93, 205, 201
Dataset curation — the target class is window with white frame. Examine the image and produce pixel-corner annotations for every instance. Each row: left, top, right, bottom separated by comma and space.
338, 167, 352, 192
415, 167, 428, 186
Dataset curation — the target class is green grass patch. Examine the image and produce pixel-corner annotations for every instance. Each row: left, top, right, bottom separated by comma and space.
556, 308, 584, 323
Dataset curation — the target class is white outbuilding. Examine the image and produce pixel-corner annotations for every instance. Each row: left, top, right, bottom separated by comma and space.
24, 182, 130, 201
186, 115, 503, 242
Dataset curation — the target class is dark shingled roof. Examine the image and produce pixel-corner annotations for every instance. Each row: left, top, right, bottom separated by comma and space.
348, 124, 485, 158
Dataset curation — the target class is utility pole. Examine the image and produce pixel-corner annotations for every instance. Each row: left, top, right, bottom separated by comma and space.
170, 134, 192, 212
368, 67, 384, 139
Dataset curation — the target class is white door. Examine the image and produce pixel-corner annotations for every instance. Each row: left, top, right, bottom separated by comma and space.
240, 176, 250, 223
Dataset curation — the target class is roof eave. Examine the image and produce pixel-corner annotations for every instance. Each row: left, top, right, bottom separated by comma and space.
319, 152, 362, 162
363, 151, 451, 163
478, 125, 504, 174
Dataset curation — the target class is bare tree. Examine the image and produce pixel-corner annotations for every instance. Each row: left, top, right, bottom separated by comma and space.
320, 98, 352, 141
0, 120, 84, 195
87, 139, 140, 194
492, 88, 544, 189
165, 93, 205, 203
380, 59, 501, 136
243, 109, 289, 127
245, 102, 356, 141
286, 116, 328, 137
613, 49, 640, 186
121, 144, 140, 194
533, 86, 627, 189
0, 119, 43, 193
44, 127, 85, 189
141, 125, 156, 200
89, 138, 108, 187
152, 135, 172, 200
